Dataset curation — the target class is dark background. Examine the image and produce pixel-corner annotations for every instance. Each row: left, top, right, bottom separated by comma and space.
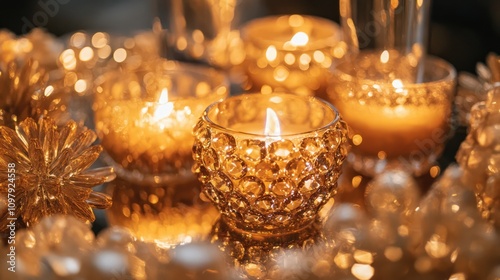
1, 0, 499, 74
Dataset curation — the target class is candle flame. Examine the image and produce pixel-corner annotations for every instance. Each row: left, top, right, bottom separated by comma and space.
154, 88, 174, 120
290, 32, 309, 47
264, 108, 281, 137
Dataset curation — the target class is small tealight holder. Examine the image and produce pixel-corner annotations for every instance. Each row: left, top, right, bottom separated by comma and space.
192, 93, 349, 237
327, 52, 456, 176
93, 60, 228, 183
240, 14, 346, 98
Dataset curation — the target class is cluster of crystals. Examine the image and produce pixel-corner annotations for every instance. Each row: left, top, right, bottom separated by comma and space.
0, 29, 69, 128
0, 116, 115, 231
455, 52, 500, 126
192, 119, 349, 234
328, 51, 456, 107
266, 167, 500, 280
456, 87, 500, 229
0, 215, 230, 280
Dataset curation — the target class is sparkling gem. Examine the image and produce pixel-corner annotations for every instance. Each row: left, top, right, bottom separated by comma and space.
210, 171, 234, 193
300, 137, 323, 158
223, 155, 247, 180
212, 132, 236, 155
202, 148, 220, 171
237, 139, 265, 162
270, 177, 295, 197
269, 139, 296, 161
255, 160, 280, 181
237, 176, 265, 200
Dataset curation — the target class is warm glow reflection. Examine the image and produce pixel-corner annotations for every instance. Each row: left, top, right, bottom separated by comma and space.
380, 50, 390, 63
154, 89, 174, 120
392, 79, 404, 88
351, 263, 375, 280
264, 108, 281, 137
266, 45, 277, 61
290, 32, 309, 47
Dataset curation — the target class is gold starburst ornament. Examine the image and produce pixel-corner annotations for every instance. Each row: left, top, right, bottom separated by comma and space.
0, 116, 115, 230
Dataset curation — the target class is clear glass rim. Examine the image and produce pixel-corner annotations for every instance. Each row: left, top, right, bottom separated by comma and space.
202, 93, 341, 137
94, 59, 229, 102
241, 15, 343, 51
332, 55, 457, 88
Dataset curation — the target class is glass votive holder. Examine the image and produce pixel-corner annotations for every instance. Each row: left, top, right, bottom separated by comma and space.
192, 93, 350, 237
327, 51, 456, 176
240, 14, 346, 98
93, 60, 229, 183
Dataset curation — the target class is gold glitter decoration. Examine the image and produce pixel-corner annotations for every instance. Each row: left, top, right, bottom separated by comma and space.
0, 116, 115, 230
456, 52, 500, 126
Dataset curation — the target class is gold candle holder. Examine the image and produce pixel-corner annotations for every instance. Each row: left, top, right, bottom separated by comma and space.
327, 51, 456, 176
93, 60, 229, 183
192, 93, 349, 237
241, 14, 346, 98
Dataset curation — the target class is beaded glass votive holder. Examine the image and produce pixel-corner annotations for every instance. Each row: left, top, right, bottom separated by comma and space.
192, 93, 349, 237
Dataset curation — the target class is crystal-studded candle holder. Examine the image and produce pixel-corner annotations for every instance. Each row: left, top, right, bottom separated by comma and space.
192, 93, 349, 236
241, 15, 346, 98
93, 60, 228, 184
327, 52, 456, 177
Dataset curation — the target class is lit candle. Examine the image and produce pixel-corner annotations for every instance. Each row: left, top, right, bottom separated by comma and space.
241, 14, 346, 98
192, 93, 350, 236
327, 51, 456, 176
93, 61, 228, 182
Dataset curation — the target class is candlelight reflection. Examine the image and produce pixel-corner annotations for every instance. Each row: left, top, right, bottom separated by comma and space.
105, 176, 219, 248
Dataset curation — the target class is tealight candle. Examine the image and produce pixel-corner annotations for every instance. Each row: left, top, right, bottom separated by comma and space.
241, 14, 346, 98
327, 51, 456, 176
192, 93, 350, 236
93, 60, 228, 183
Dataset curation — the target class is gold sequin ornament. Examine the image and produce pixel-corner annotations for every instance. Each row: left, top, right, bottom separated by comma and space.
0, 116, 115, 231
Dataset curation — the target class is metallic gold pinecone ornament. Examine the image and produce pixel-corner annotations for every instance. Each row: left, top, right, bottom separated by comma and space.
0, 116, 115, 231
456, 86, 500, 229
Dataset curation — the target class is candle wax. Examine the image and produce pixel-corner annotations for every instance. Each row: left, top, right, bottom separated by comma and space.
337, 101, 450, 157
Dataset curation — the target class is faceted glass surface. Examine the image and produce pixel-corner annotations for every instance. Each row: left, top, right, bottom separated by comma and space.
192, 93, 349, 234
